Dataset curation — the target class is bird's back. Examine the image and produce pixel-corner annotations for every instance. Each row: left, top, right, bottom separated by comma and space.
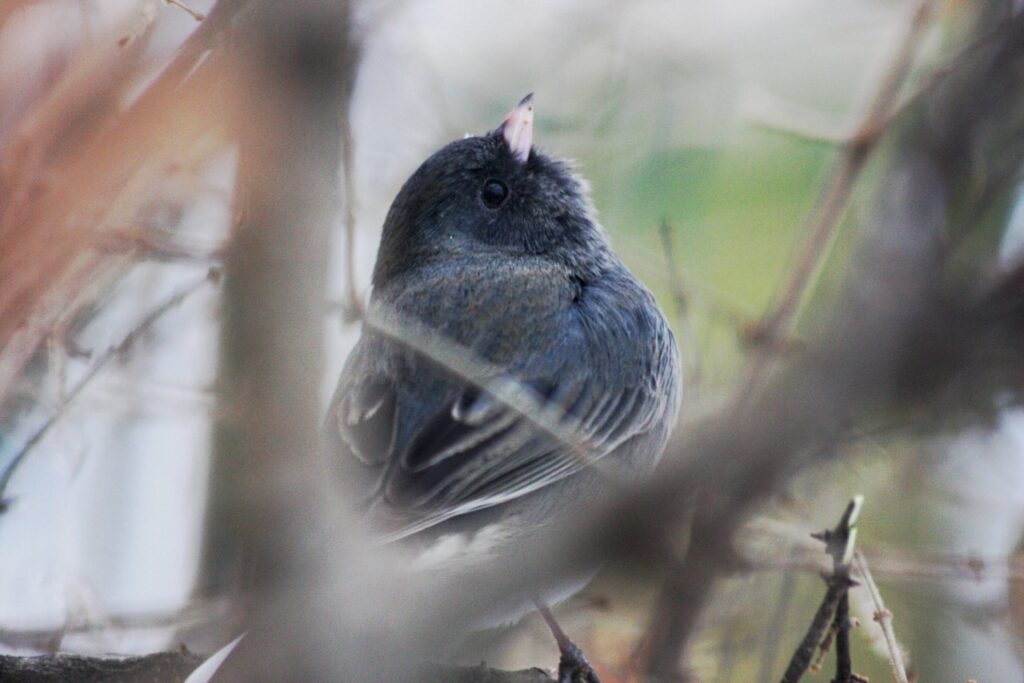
327, 251, 681, 545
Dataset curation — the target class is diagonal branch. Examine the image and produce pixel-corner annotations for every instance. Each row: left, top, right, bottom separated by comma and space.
854, 550, 910, 683
779, 497, 862, 683
631, 6, 1024, 679
739, 0, 935, 389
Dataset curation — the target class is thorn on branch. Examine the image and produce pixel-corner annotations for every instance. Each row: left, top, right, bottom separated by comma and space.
779, 496, 865, 683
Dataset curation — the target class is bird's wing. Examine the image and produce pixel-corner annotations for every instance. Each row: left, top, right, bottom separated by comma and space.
326, 274, 679, 541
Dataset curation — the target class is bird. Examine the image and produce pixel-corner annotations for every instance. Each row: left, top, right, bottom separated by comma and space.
324, 94, 682, 675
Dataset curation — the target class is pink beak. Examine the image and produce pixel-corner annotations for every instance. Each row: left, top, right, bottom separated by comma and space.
498, 93, 534, 164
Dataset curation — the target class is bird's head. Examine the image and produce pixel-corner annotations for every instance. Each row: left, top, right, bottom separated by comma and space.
371, 94, 608, 286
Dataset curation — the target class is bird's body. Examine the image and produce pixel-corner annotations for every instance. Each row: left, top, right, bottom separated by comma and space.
326, 95, 681, 629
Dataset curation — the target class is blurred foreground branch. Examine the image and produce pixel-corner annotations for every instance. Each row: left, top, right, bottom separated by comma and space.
197, 1, 379, 681
0, 651, 555, 683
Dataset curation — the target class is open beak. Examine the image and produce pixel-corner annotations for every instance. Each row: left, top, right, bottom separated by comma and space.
497, 93, 534, 164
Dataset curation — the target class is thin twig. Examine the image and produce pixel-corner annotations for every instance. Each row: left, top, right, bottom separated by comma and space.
779, 497, 863, 683
854, 550, 910, 683
832, 590, 855, 683
656, 220, 752, 335
364, 304, 623, 493
338, 37, 364, 323
164, 0, 206, 21
743, 546, 1024, 587
810, 622, 837, 674
0, 270, 217, 510
740, 0, 935, 389
0, 0, 250, 409
659, 219, 713, 401
95, 230, 223, 264
779, 574, 850, 683
826, 498, 863, 683
658, 219, 688, 321
751, 18, 1012, 149
877, 17, 1017, 135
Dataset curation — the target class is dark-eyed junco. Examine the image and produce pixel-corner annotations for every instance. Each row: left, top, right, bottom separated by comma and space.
326, 94, 681, 633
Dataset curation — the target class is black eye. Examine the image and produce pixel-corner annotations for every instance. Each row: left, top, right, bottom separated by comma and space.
481, 178, 509, 209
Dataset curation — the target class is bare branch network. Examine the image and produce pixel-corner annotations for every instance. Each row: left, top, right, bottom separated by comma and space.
1, 1, 1023, 682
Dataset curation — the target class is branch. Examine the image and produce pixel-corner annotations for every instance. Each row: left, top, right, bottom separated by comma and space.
0, 652, 552, 683
0, 0, 249, 409
164, 0, 206, 21
631, 6, 942, 664
211, 7, 1023, 678
196, 2, 366, 681
778, 497, 862, 683
6, 3, 1024, 683
658, 218, 754, 340
627, 6, 1024, 679
877, 15, 1019, 136
95, 230, 223, 265
0, 650, 203, 683
424, 665, 555, 683
827, 498, 863, 683
854, 550, 910, 683
740, 0, 935, 387
629, 524, 728, 678
0, 269, 218, 512
659, 219, 790, 397
743, 544, 1024, 588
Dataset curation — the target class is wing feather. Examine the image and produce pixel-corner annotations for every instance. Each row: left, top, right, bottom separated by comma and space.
325, 263, 680, 542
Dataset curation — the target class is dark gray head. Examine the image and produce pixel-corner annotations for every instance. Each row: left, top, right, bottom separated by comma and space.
371, 94, 610, 286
